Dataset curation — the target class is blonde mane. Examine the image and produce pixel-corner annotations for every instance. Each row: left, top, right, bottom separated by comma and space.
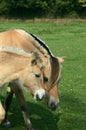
0, 46, 32, 57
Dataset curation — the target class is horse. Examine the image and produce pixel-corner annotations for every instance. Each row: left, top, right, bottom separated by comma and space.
0, 29, 64, 130
0, 46, 46, 129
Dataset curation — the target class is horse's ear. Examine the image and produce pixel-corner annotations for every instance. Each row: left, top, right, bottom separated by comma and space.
57, 57, 65, 63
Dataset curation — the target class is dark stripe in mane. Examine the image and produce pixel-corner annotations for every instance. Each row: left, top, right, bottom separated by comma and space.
30, 33, 52, 57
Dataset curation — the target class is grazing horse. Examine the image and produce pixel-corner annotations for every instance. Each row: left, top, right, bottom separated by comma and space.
0, 30, 64, 130
0, 46, 45, 129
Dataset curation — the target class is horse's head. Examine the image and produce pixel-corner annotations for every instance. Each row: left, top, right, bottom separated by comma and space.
20, 51, 46, 101
0, 46, 46, 101
43, 57, 64, 110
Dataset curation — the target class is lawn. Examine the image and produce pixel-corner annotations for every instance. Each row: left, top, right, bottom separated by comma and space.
0, 19, 86, 130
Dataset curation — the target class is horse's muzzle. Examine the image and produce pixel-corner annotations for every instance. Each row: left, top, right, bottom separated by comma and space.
47, 98, 60, 111
34, 89, 45, 101
47, 102, 58, 111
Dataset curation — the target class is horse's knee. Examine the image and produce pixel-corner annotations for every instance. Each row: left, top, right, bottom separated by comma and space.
0, 102, 5, 123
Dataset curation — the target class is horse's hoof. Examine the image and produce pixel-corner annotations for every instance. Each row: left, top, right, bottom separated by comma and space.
2, 120, 11, 128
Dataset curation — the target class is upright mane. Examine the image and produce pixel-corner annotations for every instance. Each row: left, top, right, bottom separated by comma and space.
30, 33, 52, 57
16, 29, 52, 58
0, 46, 32, 57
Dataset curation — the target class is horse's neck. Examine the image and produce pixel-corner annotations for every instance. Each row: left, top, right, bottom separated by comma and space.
0, 52, 28, 85
0, 65, 24, 86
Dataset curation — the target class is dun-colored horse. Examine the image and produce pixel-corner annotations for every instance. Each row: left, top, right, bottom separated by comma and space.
0, 46, 45, 129
0, 30, 64, 130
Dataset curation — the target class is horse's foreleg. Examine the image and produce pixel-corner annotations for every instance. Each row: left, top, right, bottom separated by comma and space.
13, 80, 33, 130
2, 84, 14, 128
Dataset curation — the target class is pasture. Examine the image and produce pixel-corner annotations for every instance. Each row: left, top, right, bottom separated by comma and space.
0, 19, 86, 130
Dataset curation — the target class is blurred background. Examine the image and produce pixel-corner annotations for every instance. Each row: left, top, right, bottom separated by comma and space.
0, 0, 86, 19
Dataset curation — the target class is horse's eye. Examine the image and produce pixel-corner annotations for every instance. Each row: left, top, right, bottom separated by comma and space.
35, 74, 41, 78
43, 76, 48, 82
31, 59, 37, 65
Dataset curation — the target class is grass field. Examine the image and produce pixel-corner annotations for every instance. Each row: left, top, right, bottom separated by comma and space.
0, 20, 86, 130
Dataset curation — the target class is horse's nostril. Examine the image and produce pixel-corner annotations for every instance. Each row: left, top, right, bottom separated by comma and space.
34, 89, 45, 101
51, 103, 54, 107
36, 94, 39, 100
47, 101, 57, 111
50, 103, 57, 111
36, 94, 43, 101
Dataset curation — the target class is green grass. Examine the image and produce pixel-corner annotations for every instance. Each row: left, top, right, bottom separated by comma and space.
0, 20, 86, 130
